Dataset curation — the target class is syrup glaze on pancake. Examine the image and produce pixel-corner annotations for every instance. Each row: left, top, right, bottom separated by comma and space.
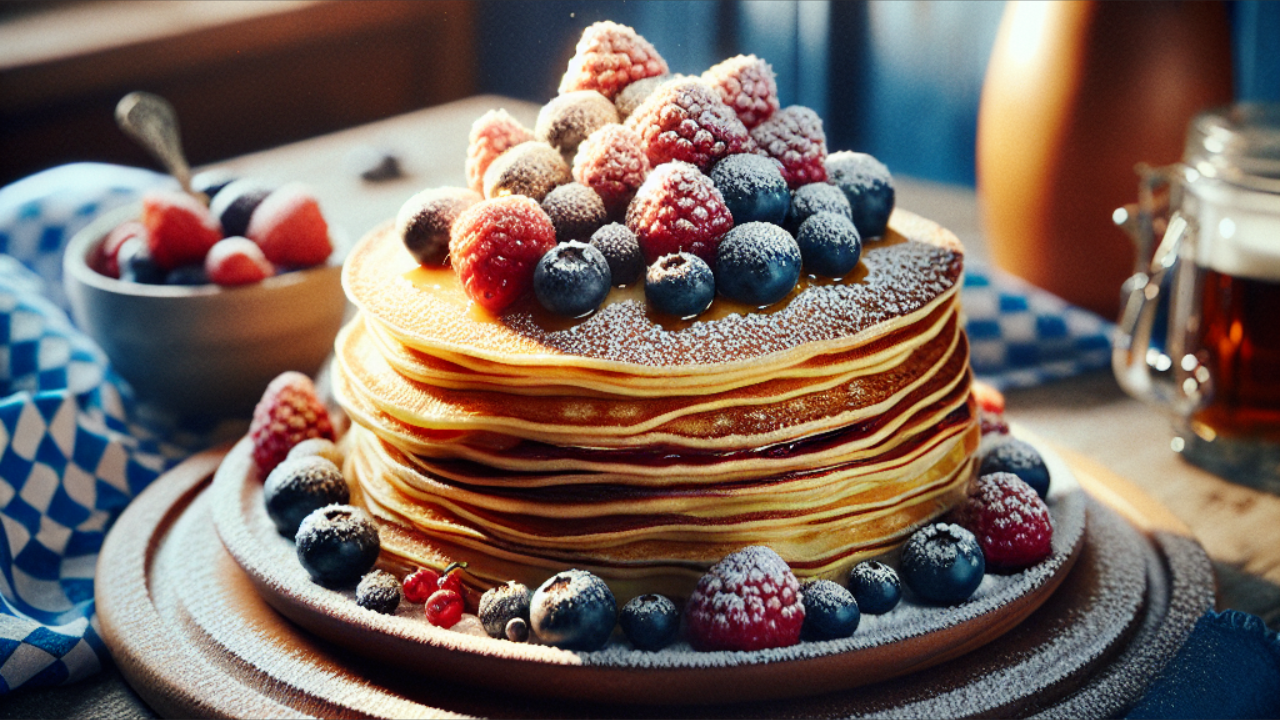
344, 209, 963, 374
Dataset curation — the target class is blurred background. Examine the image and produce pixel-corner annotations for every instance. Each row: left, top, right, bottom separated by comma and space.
2, 0, 1276, 190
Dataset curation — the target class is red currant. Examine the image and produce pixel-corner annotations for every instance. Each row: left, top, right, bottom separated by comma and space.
437, 562, 468, 598
425, 589, 465, 629
403, 567, 441, 604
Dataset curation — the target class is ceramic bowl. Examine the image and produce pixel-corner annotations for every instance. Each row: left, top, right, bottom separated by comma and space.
63, 204, 348, 421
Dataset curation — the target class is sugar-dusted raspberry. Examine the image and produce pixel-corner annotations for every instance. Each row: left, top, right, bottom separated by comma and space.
625, 78, 755, 172
483, 141, 572, 202
625, 161, 733, 266
558, 21, 669, 100
535, 90, 619, 161
685, 545, 805, 651
952, 472, 1053, 573
572, 123, 651, 215
140, 190, 222, 271
702, 54, 779, 129
450, 195, 557, 314
205, 236, 274, 286
249, 371, 336, 474
751, 105, 828, 189
465, 109, 534, 194
615, 74, 681, 119
245, 183, 332, 268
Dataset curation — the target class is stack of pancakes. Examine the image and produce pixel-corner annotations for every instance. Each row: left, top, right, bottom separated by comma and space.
333, 209, 978, 600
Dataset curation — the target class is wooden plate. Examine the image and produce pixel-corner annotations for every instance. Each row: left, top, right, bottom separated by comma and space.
91, 437, 1218, 717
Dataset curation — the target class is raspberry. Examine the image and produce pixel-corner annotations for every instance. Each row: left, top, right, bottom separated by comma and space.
98, 221, 148, 278
702, 54, 779, 129
450, 196, 557, 314
140, 190, 222, 271
466, 109, 534, 194
751, 106, 828, 189
402, 567, 442, 603
952, 472, 1053, 573
625, 78, 754, 172
572, 124, 651, 215
205, 236, 274, 286
425, 588, 465, 629
245, 184, 332, 268
249, 371, 336, 473
558, 21, 669, 100
625, 161, 733, 266
685, 546, 805, 652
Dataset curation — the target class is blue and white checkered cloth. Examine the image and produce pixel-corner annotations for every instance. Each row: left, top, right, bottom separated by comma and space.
0, 163, 1118, 696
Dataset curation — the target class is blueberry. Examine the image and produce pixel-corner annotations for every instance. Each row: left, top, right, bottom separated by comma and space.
715, 222, 802, 306
165, 264, 209, 286
645, 252, 715, 318
847, 560, 901, 615
191, 169, 237, 200
505, 617, 530, 643
979, 439, 1051, 499
801, 579, 860, 640
619, 593, 680, 651
117, 237, 165, 284
533, 241, 612, 317
900, 523, 985, 605
210, 179, 273, 238
530, 569, 617, 650
825, 151, 895, 238
263, 456, 350, 538
294, 504, 380, 587
478, 581, 532, 638
796, 212, 862, 278
589, 223, 644, 286
787, 182, 852, 231
356, 569, 402, 614
709, 153, 790, 226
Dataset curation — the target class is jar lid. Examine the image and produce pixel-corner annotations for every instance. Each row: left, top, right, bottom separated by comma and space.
1186, 104, 1280, 193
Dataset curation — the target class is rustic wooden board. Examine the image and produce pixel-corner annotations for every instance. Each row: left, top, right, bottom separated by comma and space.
95, 444, 1212, 718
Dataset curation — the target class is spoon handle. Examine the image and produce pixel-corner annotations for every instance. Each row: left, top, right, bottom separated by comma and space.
115, 92, 198, 198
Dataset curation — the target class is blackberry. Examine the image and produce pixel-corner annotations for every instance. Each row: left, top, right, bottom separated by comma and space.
825, 151, 895, 238
619, 594, 680, 651
589, 223, 644, 286
801, 579, 860, 640
715, 222, 802, 306
530, 569, 617, 651
356, 569, 402, 615
900, 523, 985, 605
533, 241, 612, 317
645, 252, 715, 318
478, 581, 532, 639
979, 439, 1051, 499
847, 560, 901, 615
294, 504, 381, 587
796, 212, 862, 278
263, 456, 350, 538
541, 182, 608, 243
709, 153, 790, 226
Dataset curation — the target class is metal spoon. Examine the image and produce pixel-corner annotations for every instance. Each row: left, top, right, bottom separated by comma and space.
115, 91, 203, 201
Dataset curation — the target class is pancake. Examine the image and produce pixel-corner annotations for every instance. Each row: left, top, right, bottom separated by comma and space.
332, 207, 979, 600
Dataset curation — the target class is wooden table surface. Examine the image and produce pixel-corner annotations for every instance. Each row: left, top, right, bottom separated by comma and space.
5, 94, 1278, 719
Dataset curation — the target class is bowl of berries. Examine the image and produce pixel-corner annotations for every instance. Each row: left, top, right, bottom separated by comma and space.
63, 179, 347, 421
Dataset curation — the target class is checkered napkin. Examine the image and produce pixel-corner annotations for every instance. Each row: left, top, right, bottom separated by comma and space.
0, 164, 1117, 696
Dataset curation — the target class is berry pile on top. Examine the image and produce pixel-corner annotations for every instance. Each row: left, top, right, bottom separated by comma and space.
397, 21, 895, 319
93, 173, 332, 287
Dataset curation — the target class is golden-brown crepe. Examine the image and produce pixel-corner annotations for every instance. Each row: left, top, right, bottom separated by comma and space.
332, 208, 977, 600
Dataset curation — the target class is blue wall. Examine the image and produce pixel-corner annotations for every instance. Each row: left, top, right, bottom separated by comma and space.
474, 1, 1277, 188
